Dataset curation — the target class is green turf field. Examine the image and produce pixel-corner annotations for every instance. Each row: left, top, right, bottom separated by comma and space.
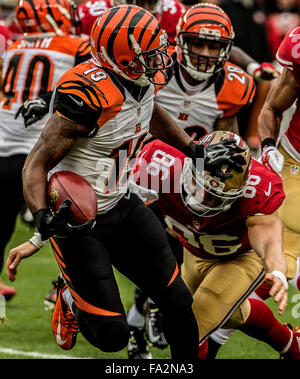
1, 216, 299, 359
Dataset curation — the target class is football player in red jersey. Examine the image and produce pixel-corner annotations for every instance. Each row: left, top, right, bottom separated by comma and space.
258, 26, 300, 293
131, 130, 300, 359
19, 5, 246, 357
0, 0, 91, 300
196, 25, 300, 358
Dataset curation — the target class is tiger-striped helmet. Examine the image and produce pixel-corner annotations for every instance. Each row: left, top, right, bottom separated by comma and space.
181, 131, 251, 217
90, 5, 172, 87
176, 3, 235, 81
15, 0, 79, 36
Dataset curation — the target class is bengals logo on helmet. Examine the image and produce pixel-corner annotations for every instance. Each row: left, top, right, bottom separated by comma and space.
89, 5, 173, 87
175, 3, 235, 81
15, 0, 78, 36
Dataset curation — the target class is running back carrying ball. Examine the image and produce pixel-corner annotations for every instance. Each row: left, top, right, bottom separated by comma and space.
47, 171, 97, 225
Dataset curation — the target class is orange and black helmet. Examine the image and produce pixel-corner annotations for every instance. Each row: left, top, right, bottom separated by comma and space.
15, 0, 79, 36
90, 4, 172, 86
176, 3, 235, 81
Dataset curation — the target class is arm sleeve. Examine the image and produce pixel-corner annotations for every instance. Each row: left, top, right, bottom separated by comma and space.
53, 80, 102, 132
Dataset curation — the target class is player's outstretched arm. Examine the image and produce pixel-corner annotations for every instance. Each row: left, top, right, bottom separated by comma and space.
6, 242, 39, 282
246, 213, 288, 315
257, 69, 299, 174
258, 68, 299, 143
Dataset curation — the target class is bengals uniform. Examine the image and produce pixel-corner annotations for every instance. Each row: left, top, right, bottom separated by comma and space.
133, 139, 285, 341
39, 5, 200, 358
153, 60, 255, 142
271, 26, 300, 279
52, 61, 153, 212
0, 35, 90, 156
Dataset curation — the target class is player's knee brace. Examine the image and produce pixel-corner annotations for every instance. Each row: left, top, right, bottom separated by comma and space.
76, 312, 129, 352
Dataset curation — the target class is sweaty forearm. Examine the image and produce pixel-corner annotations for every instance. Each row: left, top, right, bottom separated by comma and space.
257, 106, 282, 144
22, 156, 48, 214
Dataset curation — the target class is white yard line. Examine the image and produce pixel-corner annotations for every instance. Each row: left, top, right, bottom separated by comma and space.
0, 346, 93, 359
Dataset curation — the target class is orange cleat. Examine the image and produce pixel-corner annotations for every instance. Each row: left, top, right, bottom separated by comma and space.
52, 277, 78, 350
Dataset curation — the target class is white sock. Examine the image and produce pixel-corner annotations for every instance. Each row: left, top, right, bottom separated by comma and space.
62, 287, 75, 316
127, 304, 145, 329
210, 328, 236, 345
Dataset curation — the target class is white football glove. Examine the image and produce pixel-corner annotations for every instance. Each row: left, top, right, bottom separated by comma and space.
261, 146, 284, 174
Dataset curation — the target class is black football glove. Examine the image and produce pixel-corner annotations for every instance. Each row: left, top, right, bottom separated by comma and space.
15, 97, 49, 127
33, 199, 96, 240
184, 139, 246, 181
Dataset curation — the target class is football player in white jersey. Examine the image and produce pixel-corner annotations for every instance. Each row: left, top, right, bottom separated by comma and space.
0, 0, 91, 300
19, 5, 246, 356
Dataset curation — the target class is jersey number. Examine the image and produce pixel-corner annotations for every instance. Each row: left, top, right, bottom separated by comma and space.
2, 53, 53, 109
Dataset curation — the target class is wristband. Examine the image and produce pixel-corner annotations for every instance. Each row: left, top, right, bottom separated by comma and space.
261, 138, 276, 150
271, 270, 288, 291
183, 141, 204, 159
29, 232, 49, 249
246, 62, 260, 77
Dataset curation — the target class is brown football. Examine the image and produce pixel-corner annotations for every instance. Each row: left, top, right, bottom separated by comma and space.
47, 171, 97, 225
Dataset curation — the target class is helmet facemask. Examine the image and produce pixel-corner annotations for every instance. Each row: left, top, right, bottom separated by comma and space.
93, 30, 172, 87
176, 32, 234, 81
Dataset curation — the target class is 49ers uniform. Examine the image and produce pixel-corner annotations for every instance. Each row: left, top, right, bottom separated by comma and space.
160, 0, 186, 45
270, 26, 300, 279
133, 139, 285, 340
152, 60, 255, 142
0, 35, 90, 156
52, 62, 153, 212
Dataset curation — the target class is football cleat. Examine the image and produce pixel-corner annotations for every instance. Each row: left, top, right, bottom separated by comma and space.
280, 324, 300, 359
127, 326, 152, 359
144, 301, 168, 349
51, 276, 78, 350
0, 281, 16, 301
44, 279, 58, 311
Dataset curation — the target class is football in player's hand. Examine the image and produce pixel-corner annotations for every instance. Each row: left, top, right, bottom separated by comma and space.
47, 171, 97, 225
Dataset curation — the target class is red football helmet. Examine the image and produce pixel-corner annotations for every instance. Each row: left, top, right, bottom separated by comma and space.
90, 4, 172, 86
181, 131, 251, 217
15, 0, 79, 36
112, 0, 163, 22
176, 3, 235, 81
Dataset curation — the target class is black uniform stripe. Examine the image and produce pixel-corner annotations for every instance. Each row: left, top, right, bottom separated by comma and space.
128, 8, 147, 49
106, 6, 132, 63
96, 5, 122, 61
186, 10, 230, 24
146, 23, 161, 51
74, 73, 109, 105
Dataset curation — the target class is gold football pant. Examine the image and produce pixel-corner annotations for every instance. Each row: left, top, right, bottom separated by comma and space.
278, 145, 300, 280
181, 248, 264, 342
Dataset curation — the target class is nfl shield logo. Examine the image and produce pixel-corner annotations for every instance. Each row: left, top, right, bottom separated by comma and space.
291, 165, 299, 175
